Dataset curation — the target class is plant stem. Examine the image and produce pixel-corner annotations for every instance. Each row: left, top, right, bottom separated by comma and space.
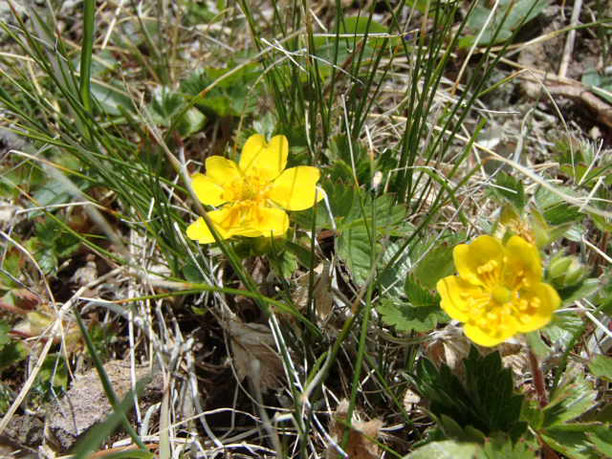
528, 348, 548, 407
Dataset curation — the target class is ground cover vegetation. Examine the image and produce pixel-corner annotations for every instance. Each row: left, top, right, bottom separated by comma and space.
0, 0, 610, 457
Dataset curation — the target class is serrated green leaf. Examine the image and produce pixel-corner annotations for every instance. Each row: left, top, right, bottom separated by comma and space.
271, 250, 298, 279
588, 355, 612, 381
32, 179, 71, 210
180, 65, 259, 117
0, 321, 10, 348
149, 86, 206, 137
559, 278, 600, 305
414, 348, 526, 439
36, 354, 68, 392
480, 433, 538, 459
91, 81, 134, 116
541, 422, 604, 459
521, 399, 544, 430
378, 241, 411, 298
0, 341, 28, 370
462, 0, 548, 46
413, 242, 456, 289
337, 222, 376, 284
404, 440, 481, 459
378, 299, 447, 333
176, 107, 206, 137
542, 313, 584, 350
581, 68, 612, 104
543, 376, 597, 426
491, 173, 526, 209
587, 425, 612, 457
405, 275, 439, 307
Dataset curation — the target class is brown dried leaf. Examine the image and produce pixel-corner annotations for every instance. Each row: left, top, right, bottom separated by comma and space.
228, 319, 284, 391
11, 306, 81, 352
326, 400, 383, 459
292, 262, 334, 322
427, 326, 530, 379
12, 289, 40, 310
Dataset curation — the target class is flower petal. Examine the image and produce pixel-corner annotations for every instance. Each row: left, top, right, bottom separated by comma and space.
186, 209, 235, 244
205, 156, 241, 186
250, 206, 289, 237
191, 173, 225, 206
436, 275, 481, 322
239, 134, 288, 181
463, 322, 514, 347
269, 166, 323, 211
503, 235, 542, 288
454, 235, 504, 286
514, 283, 560, 333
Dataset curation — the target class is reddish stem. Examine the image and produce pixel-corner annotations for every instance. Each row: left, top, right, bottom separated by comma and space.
528, 348, 548, 407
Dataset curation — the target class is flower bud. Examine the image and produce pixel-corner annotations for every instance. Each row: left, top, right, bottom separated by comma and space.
548, 254, 587, 288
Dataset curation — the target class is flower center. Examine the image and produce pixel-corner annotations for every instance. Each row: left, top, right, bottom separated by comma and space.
225, 176, 270, 202
491, 286, 512, 304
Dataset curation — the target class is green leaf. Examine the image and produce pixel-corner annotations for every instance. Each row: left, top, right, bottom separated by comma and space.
404, 440, 481, 459
149, 86, 206, 137
542, 313, 584, 350
588, 355, 612, 381
340, 16, 388, 35
490, 173, 526, 209
521, 399, 544, 430
587, 425, 612, 457
543, 376, 597, 427
0, 341, 28, 370
581, 68, 612, 104
378, 241, 411, 298
32, 179, 71, 211
558, 278, 600, 306
270, 250, 298, 279
36, 354, 68, 393
0, 321, 10, 348
414, 348, 526, 439
91, 81, 134, 116
176, 106, 206, 137
412, 241, 456, 289
479, 433, 539, 459
541, 423, 605, 459
405, 275, 439, 307
378, 299, 448, 333
462, 0, 548, 46
337, 222, 375, 285
180, 65, 259, 117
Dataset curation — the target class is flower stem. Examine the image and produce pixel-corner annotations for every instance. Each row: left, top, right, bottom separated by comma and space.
528, 348, 548, 407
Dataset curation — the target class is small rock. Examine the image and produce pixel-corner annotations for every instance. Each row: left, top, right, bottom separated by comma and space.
0, 414, 44, 455
45, 360, 162, 452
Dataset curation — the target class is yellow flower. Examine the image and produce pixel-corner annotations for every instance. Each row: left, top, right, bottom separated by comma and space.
436, 235, 560, 347
187, 134, 323, 244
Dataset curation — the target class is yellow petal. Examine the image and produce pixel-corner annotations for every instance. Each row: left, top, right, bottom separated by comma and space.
503, 235, 542, 288
269, 166, 323, 211
514, 283, 560, 333
436, 275, 481, 322
250, 206, 289, 237
205, 156, 241, 186
463, 323, 513, 347
186, 209, 234, 244
239, 134, 288, 181
454, 235, 504, 286
191, 173, 225, 206
187, 217, 217, 244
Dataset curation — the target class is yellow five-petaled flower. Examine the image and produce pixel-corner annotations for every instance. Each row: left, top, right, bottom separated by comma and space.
187, 134, 323, 244
436, 235, 561, 347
